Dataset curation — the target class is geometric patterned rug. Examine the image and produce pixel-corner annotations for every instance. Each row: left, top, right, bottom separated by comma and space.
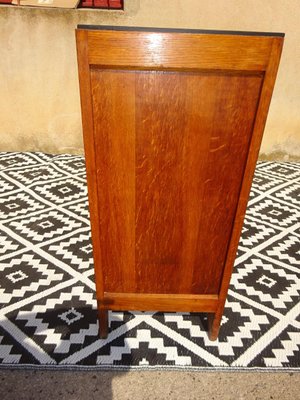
0, 152, 299, 371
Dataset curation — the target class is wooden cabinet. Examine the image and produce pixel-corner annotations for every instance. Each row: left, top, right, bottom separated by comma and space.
76, 26, 283, 340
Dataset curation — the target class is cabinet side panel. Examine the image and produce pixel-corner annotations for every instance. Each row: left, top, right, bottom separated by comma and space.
187, 73, 263, 293
135, 71, 187, 293
135, 71, 263, 294
90, 68, 136, 293
90, 68, 263, 295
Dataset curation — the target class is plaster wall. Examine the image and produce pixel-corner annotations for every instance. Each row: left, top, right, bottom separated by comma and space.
0, 0, 299, 159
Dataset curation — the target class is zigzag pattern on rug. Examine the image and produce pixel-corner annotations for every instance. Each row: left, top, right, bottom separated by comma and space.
0, 153, 299, 370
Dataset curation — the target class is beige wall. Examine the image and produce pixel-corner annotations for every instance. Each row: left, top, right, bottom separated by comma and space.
0, 0, 299, 159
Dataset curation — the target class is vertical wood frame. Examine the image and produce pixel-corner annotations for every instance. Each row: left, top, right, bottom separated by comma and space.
76, 30, 105, 301
208, 37, 284, 338
76, 26, 284, 340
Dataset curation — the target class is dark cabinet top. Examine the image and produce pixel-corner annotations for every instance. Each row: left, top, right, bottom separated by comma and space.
77, 24, 284, 37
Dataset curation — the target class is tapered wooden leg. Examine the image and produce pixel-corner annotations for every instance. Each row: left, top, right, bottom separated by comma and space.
207, 312, 222, 341
98, 307, 109, 339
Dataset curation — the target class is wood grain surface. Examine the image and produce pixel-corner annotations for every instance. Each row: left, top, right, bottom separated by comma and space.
76, 27, 283, 339
103, 292, 218, 313
87, 31, 273, 71
91, 69, 262, 295
208, 37, 284, 339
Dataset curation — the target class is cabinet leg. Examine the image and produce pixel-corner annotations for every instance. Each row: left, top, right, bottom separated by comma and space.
98, 308, 109, 339
207, 312, 221, 341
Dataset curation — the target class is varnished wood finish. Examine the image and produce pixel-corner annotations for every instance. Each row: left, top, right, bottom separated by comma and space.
76, 30, 105, 301
102, 293, 218, 312
207, 37, 284, 340
76, 27, 283, 340
87, 31, 274, 71
91, 69, 136, 294
90, 70, 262, 295
98, 306, 108, 339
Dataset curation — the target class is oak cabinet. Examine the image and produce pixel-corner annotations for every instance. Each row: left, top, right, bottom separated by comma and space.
76, 26, 283, 339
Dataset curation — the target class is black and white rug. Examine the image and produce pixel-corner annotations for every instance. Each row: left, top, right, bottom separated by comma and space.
0, 152, 299, 371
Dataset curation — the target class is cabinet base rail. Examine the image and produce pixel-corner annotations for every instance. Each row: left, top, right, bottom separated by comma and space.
97, 292, 221, 340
